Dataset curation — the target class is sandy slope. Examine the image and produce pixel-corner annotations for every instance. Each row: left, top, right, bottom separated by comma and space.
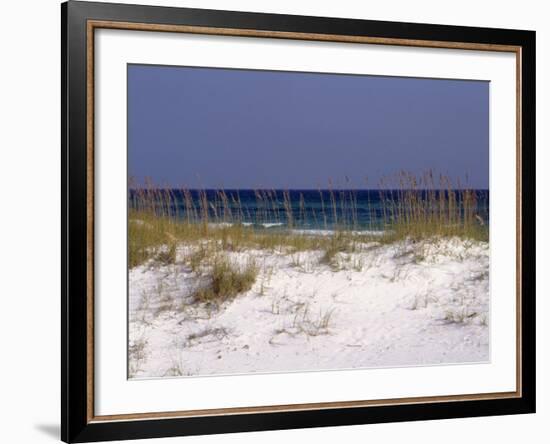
128, 237, 489, 378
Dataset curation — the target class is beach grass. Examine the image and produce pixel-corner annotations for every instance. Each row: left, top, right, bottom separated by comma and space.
128, 171, 488, 270
193, 255, 259, 304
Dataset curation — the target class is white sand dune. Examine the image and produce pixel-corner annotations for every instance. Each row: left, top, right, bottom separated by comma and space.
128, 237, 489, 378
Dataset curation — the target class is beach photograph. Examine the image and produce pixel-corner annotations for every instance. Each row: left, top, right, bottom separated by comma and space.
127, 64, 490, 379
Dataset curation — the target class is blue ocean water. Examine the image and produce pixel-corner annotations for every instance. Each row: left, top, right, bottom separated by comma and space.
129, 189, 489, 232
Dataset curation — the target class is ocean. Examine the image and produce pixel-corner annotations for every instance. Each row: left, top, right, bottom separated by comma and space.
129, 189, 489, 232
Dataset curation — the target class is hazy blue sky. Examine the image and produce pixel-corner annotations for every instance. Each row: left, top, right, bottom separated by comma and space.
128, 64, 489, 189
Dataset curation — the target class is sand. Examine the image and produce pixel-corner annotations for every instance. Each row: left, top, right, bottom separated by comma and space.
128, 236, 489, 378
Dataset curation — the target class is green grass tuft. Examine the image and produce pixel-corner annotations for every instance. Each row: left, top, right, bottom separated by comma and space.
193, 256, 258, 304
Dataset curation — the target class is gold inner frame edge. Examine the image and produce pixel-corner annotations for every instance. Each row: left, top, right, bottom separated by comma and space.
85, 19, 523, 423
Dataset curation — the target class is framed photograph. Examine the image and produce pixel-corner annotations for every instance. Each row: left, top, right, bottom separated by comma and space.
61, 1, 535, 442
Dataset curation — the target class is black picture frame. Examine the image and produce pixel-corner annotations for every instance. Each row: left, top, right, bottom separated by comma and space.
62, 1, 536, 442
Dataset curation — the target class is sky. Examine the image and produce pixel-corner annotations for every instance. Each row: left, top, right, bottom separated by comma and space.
128, 64, 489, 189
